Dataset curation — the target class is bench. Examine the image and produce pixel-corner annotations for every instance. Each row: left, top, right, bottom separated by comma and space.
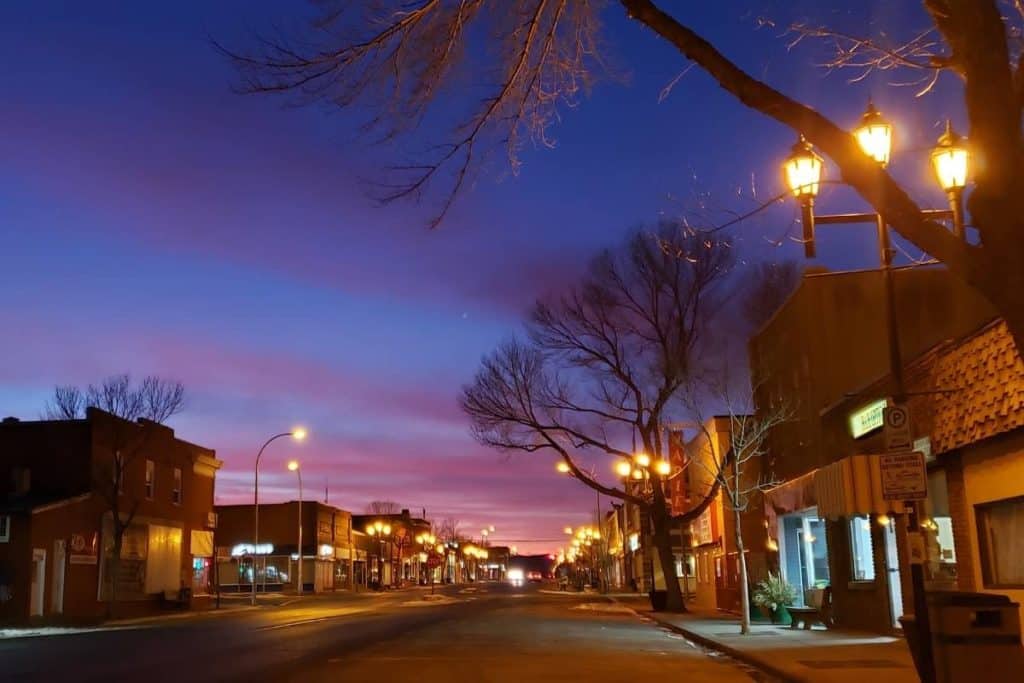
789, 586, 832, 629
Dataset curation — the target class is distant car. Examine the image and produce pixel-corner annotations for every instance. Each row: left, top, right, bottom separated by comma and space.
507, 569, 525, 586
527, 571, 542, 583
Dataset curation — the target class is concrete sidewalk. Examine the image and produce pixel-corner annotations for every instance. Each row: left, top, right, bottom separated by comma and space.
636, 608, 917, 683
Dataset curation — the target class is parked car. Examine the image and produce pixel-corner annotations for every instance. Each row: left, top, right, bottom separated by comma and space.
527, 571, 543, 583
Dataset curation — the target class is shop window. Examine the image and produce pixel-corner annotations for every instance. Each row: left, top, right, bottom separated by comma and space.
976, 496, 1024, 588
923, 469, 957, 584
848, 515, 876, 581
0, 514, 9, 542
144, 460, 155, 500
172, 467, 182, 505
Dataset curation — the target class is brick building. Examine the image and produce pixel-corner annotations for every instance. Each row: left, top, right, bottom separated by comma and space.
750, 265, 996, 632
214, 501, 354, 593
0, 408, 221, 622
352, 510, 431, 587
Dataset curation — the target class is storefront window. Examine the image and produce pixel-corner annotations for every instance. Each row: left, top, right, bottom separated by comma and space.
923, 469, 957, 585
848, 515, 876, 581
976, 496, 1024, 588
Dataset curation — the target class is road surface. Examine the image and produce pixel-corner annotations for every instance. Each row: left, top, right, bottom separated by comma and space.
0, 584, 771, 682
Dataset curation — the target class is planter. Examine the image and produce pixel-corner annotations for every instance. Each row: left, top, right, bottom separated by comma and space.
769, 605, 792, 625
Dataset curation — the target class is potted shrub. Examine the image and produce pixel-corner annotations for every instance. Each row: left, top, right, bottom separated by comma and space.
753, 573, 797, 625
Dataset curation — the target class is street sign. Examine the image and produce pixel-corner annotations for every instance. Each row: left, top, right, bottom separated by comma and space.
427, 555, 442, 569
884, 404, 913, 452
879, 451, 928, 501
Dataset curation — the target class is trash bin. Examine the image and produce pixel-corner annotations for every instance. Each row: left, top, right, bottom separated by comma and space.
926, 591, 1024, 683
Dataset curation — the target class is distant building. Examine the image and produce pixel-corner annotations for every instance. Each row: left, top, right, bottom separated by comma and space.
352, 510, 431, 587
214, 501, 354, 593
0, 408, 221, 622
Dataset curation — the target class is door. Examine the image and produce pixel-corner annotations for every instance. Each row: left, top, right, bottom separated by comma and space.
884, 521, 903, 628
30, 548, 46, 617
51, 540, 66, 614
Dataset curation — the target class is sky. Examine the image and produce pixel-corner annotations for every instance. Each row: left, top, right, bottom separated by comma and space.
0, 1, 964, 553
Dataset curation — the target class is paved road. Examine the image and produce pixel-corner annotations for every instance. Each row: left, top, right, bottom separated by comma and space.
0, 584, 769, 682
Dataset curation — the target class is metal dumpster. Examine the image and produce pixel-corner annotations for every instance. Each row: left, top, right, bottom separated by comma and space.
927, 591, 1024, 683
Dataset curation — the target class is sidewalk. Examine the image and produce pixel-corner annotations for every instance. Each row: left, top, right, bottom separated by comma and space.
631, 605, 917, 683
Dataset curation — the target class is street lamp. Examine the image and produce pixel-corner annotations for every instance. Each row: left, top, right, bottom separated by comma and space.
931, 120, 969, 239
615, 460, 632, 478
556, 461, 571, 474
782, 136, 824, 258
366, 521, 392, 588
854, 99, 893, 167
287, 460, 303, 596
252, 427, 307, 606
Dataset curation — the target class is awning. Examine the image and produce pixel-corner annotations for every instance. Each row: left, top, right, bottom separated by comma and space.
814, 455, 889, 520
764, 470, 818, 531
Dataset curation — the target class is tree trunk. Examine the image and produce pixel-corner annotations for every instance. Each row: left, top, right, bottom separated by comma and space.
734, 507, 751, 635
107, 528, 122, 620
650, 494, 686, 612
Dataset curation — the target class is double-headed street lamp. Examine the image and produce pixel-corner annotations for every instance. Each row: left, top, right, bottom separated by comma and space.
287, 460, 303, 595
780, 100, 967, 683
365, 520, 392, 589
252, 427, 306, 606
415, 532, 444, 594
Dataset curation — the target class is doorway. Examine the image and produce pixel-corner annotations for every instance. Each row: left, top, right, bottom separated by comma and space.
780, 509, 831, 605
51, 540, 65, 614
883, 521, 904, 628
30, 548, 46, 617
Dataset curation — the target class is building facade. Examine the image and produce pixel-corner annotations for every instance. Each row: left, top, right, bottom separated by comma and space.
351, 510, 431, 587
750, 266, 997, 632
215, 501, 354, 593
0, 408, 221, 622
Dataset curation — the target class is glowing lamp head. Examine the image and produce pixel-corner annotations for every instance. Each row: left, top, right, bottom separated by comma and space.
291, 427, 308, 441
592, 531, 601, 540
634, 452, 651, 468
877, 514, 891, 527
374, 520, 383, 532
932, 120, 969, 192
287, 460, 299, 472
382, 524, 391, 536
631, 469, 644, 480
366, 525, 375, 536
615, 461, 632, 477
655, 460, 671, 476
436, 544, 444, 554
855, 99, 893, 166
415, 534, 424, 544
563, 526, 573, 535
783, 136, 823, 199
488, 525, 495, 532
556, 461, 571, 474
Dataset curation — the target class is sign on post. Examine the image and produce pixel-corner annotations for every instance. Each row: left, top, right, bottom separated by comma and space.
879, 451, 928, 501
883, 404, 913, 452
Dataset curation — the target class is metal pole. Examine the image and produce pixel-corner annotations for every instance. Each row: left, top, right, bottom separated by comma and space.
949, 189, 966, 241
296, 469, 303, 596
879, 215, 935, 683
252, 432, 292, 606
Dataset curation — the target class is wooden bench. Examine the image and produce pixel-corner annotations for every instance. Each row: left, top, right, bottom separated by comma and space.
789, 586, 832, 629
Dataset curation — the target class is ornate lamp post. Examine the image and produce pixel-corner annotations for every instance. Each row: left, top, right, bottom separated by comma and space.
779, 100, 969, 683
365, 521, 392, 589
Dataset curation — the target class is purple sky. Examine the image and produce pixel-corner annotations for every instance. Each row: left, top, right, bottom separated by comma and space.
0, 1, 962, 553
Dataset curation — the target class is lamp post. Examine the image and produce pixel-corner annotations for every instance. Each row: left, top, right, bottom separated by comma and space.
780, 101, 968, 683
287, 460, 303, 596
253, 428, 306, 606
366, 521, 391, 589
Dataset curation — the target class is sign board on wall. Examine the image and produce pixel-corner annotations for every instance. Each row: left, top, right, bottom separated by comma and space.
880, 451, 928, 501
849, 399, 887, 438
68, 532, 98, 565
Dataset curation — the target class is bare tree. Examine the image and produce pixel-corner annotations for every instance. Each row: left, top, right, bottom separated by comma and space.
462, 227, 735, 612
43, 385, 85, 420
222, 1, 1024, 354
39, 374, 185, 615
365, 500, 402, 515
687, 375, 792, 634
437, 517, 462, 543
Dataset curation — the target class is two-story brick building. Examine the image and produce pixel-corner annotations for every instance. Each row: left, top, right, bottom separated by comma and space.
0, 408, 221, 622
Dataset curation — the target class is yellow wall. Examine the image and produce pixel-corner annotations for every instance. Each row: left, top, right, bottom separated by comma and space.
962, 441, 1024, 640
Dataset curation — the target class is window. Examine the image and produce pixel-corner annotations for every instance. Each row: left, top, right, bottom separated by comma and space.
172, 467, 182, 505
976, 496, 1024, 588
849, 515, 876, 581
0, 515, 10, 542
144, 460, 155, 500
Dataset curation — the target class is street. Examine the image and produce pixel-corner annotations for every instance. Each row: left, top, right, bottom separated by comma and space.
0, 585, 768, 682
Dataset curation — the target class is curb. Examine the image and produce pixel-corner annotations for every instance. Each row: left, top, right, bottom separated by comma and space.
607, 597, 801, 683
643, 612, 803, 683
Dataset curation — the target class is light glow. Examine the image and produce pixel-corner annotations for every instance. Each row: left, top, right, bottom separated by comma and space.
932, 121, 968, 192
287, 460, 299, 472
231, 543, 273, 557
291, 427, 308, 441
655, 460, 671, 476
556, 461, 571, 474
634, 452, 651, 468
615, 461, 632, 477
783, 137, 823, 199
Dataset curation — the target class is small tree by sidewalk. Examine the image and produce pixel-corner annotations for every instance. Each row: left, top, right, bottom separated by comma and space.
687, 376, 791, 634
